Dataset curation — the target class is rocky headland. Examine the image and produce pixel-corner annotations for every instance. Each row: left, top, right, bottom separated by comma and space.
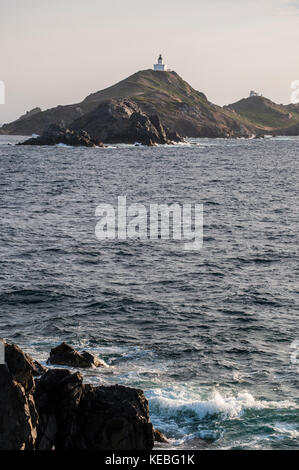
0, 70, 261, 142
0, 338, 155, 450
2, 69, 298, 144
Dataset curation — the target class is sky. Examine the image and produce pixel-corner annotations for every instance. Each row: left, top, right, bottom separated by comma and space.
1, 0, 299, 123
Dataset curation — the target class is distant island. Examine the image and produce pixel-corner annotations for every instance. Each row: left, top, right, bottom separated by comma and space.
2, 58, 299, 144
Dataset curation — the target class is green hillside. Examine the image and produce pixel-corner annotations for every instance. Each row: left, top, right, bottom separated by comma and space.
225, 96, 299, 130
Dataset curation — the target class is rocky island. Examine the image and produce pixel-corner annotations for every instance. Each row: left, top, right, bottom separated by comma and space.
2, 69, 299, 144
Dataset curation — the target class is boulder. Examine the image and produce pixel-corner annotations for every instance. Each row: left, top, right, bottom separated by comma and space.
47, 342, 108, 368
1, 339, 46, 388
81, 350, 108, 368
18, 124, 104, 147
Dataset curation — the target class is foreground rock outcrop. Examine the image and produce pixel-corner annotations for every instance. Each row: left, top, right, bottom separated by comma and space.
0, 339, 39, 450
0, 339, 154, 450
47, 342, 108, 368
71, 98, 183, 145
18, 124, 104, 147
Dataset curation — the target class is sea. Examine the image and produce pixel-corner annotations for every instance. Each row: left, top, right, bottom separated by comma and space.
0, 135, 298, 450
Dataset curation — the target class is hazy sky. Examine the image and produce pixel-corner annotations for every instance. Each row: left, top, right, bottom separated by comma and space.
1, 0, 299, 123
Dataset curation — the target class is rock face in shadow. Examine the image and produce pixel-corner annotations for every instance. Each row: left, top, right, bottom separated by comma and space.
0, 340, 154, 451
19, 124, 104, 147
0, 339, 39, 450
71, 99, 183, 146
47, 342, 108, 368
35, 370, 153, 450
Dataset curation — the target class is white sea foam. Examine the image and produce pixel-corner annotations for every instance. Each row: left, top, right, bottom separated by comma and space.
272, 423, 299, 439
55, 143, 72, 148
147, 388, 296, 421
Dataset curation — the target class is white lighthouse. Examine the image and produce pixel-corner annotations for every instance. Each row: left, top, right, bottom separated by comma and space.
154, 54, 168, 72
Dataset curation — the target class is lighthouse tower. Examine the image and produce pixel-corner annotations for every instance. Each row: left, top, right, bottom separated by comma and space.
154, 54, 168, 71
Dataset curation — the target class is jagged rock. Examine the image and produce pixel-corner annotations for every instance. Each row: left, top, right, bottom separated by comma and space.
35, 370, 154, 450
47, 342, 108, 368
71, 99, 183, 146
18, 124, 104, 147
76, 384, 153, 450
81, 350, 108, 368
32, 360, 47, 376
0, 338, 47, 379
0, 340, 154, 450
0, 338, 39, 450
17, 107, 42, 122
153, 428, 168, 443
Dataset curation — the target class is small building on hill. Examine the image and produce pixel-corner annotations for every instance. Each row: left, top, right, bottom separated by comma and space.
154, 54, 168, 71
250, 90, 262, 97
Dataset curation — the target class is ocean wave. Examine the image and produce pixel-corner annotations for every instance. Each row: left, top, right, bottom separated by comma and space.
55, 143, 72, 148
147, 388, 296, 421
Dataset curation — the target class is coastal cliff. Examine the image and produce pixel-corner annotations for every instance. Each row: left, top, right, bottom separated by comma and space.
0, 339, 154, 450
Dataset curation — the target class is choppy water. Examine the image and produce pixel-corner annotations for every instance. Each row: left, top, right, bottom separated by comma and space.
0, 135, 298, 450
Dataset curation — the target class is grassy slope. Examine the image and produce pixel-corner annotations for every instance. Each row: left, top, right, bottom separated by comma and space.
226, 96, 299, 131
83, 69, 210, 110
81, 69, 249, 136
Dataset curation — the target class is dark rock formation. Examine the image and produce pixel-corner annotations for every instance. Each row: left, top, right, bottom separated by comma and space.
17, 107, 42, 122
0, 104, 84, 136
0, 340, 154, 450
47, 342, 108, 368
0, 338, 39, 450
71, 99, 183, 145
153, 428, 169, 443
35, 370, 153, 450
18, 124, 104, 147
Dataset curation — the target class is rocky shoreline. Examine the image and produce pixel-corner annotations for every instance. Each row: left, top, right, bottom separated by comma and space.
17, 100, 184, 148
0, 339, 167, 450
18, 124, 105, 148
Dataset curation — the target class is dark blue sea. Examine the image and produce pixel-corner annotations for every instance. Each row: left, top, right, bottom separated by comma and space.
0, 135, 298, 449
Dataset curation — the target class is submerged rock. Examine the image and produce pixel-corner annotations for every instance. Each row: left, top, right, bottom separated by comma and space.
47, 342, 108, 368
18, 124, 104, 147
0, 340, 154, 450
